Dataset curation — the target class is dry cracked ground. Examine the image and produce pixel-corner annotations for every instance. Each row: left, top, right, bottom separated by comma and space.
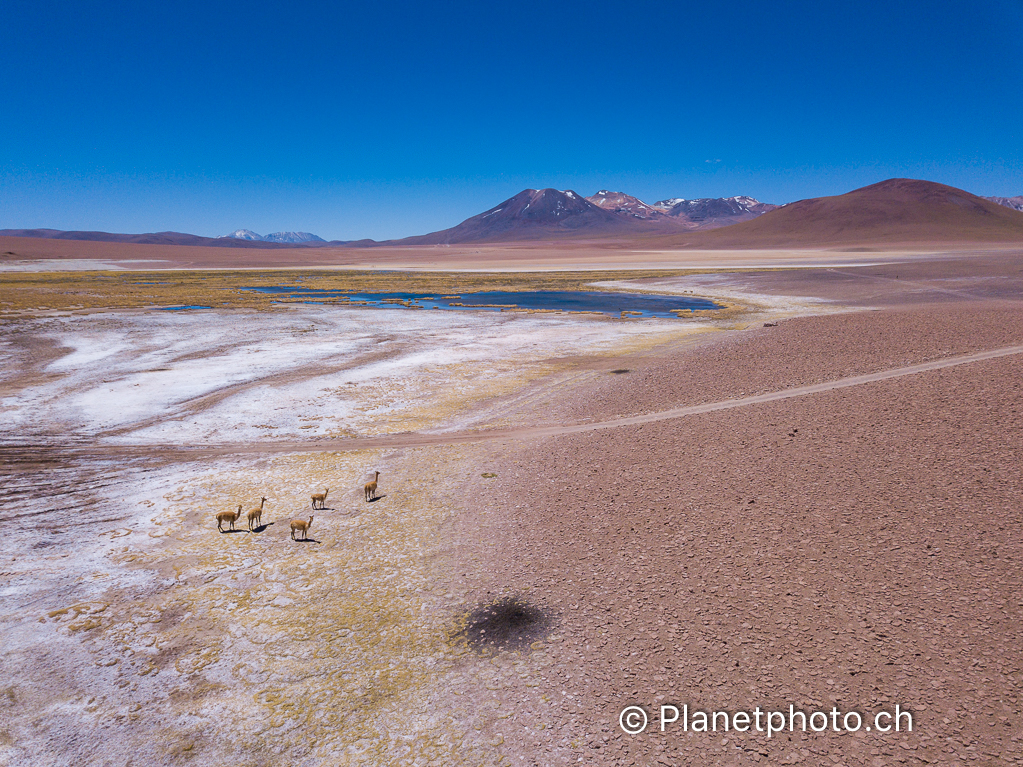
1, 252, 1022, 766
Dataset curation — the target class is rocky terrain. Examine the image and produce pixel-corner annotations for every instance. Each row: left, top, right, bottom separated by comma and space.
462, 302, 1023, 765
435, 261, 1023, 764
586, 191, 778, 230
586, 190, 665, 220
653, 194, 779, 227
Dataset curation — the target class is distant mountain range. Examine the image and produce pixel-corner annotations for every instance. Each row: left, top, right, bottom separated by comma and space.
588, 191, 778, 227
0, 229, 346, 249
3, 183, 1021, 248
662, 179, 1023, 248
397, 183, 1023, 246
394, 189, 781, 245
985, 196, 1023, 212
219, 229, 326, 243
650, 195, 779, 227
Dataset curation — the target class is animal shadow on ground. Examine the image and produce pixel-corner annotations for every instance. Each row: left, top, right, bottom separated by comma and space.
367, 493, 387, 503
455, 596, 554, 654
220, 528, 247, 534
249, 521, 275, 534
292, 537, 320, 544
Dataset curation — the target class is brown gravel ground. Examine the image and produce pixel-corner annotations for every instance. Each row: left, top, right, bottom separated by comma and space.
554, 301, 1023, 425
679, 250, 1023, 306
438, 293, 1023, 765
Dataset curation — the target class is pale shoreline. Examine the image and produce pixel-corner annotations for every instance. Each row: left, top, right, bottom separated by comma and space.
3, 230, 1012, 273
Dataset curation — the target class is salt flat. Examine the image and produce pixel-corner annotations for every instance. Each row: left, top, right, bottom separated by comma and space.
0, 299, 753, 766
1, 306, 723, 444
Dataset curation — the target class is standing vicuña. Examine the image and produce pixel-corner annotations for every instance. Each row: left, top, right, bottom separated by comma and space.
217, 504, 242, 533
364, 471, 380, 502
310, 488, 329, 509
247, 496, 268, 532
291, 515, 313, 541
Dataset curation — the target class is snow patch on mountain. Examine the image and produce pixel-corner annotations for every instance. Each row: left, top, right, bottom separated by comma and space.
264, 232, 325, 243
219, 230, 325, 243
220, 229, 265, 241
586, 191, 664, 219
985, 196, 1023, 212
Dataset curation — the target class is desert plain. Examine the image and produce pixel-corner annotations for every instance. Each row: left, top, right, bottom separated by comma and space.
1, 240, 1022, 766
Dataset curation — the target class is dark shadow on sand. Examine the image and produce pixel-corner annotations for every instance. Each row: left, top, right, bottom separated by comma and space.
455, 596, 554, 654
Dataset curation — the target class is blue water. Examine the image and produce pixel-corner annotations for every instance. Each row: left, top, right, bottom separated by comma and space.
243, 288, 719, 318
153, 305, 212, 311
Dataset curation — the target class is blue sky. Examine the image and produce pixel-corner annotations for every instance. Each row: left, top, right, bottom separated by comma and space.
1, 0, 1021, 240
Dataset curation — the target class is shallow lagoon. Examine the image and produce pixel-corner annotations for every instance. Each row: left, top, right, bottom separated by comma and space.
243, 287, 720, 318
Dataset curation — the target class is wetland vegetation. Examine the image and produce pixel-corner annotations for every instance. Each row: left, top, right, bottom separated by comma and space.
0, 268, 731, 316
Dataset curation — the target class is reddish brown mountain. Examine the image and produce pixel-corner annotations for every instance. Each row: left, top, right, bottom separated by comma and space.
585, 191, 665, 220
8, 179, 1018, 251
654, 195, 779, 229
585, 191, 778, 230
397, 188, 783, 244
396, 188, 687, 244
667, 179, 1023, 247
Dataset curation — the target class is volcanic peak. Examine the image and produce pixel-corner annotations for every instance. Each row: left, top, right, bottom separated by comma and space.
586, 191, 664, 219
685, 178, 1023, 246
221, 229, 264, 241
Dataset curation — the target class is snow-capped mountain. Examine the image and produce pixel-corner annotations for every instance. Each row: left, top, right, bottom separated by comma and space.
398, 188, 663, 244
219, 230, 325, 243
588, 192, 779, 228
395, 188, 783, 243
985, 196, 1023, 212
264, 231, 326, 243
653, 195, 778, 218
220, 229, 265, 241
586, 191, 665, 220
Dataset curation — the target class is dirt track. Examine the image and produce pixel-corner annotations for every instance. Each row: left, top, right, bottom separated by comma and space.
3, 341, 1020, 463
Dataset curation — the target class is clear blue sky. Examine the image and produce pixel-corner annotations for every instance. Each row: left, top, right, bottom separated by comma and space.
2, 0, 1021, 240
